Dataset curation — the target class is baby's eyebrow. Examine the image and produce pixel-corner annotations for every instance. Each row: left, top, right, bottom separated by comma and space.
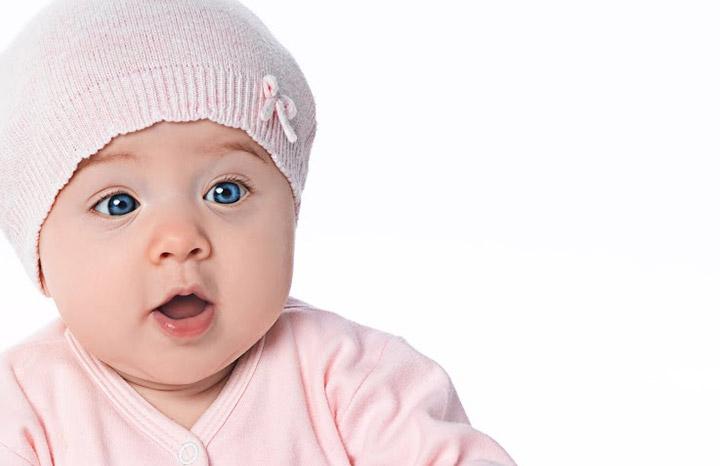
75, 138, 266, 173
199, 139, 268, 165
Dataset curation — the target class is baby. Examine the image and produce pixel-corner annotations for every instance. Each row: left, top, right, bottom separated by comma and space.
0, 1, 517, 465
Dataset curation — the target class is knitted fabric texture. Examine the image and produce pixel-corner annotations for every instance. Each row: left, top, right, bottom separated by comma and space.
0, 0, 317, 295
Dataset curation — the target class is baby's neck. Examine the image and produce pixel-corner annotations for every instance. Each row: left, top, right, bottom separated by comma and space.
115, 360, 238, 430
117, 360, 237, 398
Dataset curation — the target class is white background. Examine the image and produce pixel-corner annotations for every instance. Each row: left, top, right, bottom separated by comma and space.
2, 1, 719, 465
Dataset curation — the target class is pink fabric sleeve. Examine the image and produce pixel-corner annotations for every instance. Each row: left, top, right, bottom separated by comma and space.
336, 336, 517, 466
0, 354, 43, 466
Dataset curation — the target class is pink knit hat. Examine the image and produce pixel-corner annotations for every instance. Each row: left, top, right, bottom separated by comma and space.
0, 0, 317, 295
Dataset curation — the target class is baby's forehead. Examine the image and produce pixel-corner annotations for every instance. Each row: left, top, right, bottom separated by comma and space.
75, 121, 271, 172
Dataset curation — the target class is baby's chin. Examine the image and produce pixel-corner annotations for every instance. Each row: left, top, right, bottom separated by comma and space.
106, 346, 237, 389
65, 318, 226, 386
111, 356, 238, 394
124, 315, 270, 386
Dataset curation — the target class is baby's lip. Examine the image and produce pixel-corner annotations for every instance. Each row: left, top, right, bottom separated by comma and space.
153, 283, 213, 312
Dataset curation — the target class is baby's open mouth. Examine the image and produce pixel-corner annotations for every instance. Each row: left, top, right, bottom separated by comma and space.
156, 294, 209, 320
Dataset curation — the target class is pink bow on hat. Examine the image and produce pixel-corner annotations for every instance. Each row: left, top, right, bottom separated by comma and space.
260, 74, 298, 143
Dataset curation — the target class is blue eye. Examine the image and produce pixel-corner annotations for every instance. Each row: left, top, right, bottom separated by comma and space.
203, 176, 251, 205
93, 191, 137, 217
91, 176, 253, 217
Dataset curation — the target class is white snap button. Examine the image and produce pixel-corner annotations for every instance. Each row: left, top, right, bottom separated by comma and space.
177, 441, 200, 465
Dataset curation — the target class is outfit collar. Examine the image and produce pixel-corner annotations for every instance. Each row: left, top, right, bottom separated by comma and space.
64, 327, 265, 461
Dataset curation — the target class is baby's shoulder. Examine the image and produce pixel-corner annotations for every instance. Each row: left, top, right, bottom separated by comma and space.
0, 323, 67, 466
274, 295, 397, 354
272, 297, 401, 416
274, 297, 449, 389
1, 317, 69, 374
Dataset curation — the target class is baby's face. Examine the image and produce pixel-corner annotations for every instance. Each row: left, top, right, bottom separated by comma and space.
38, 119, 296, 385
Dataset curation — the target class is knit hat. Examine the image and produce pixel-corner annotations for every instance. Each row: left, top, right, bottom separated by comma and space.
0, 0, 317, 295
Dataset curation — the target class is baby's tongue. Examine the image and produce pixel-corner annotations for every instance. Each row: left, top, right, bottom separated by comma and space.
159, 294, 207, 319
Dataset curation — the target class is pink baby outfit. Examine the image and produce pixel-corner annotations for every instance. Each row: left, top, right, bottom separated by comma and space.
0, 296, 516, 465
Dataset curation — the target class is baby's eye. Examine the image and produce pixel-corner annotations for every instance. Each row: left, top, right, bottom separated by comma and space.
91, 176, 252, 217
203, 176, 251, 205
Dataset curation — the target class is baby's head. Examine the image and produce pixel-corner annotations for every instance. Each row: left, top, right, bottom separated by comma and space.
37, 119, 296, 384
0, 0, 316, 385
